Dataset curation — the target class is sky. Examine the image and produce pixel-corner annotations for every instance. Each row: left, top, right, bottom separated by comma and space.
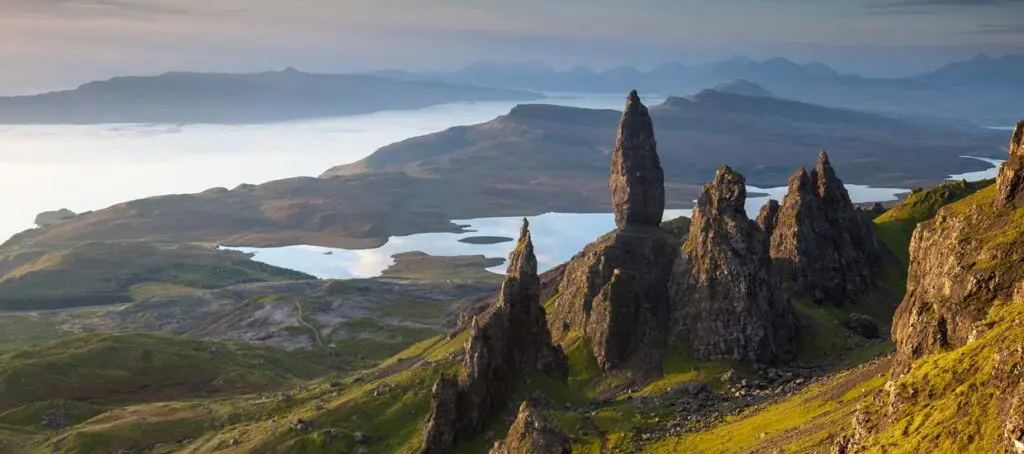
0, 0, 1022, 94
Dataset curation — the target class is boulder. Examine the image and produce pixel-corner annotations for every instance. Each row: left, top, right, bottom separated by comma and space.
489, 402, 571, 454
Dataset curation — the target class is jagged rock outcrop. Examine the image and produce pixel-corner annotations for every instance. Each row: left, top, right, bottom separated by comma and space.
550, 225, 679, 372
670, 165, 797, 363
420, 220, 567, 454
756, 199, 780, 235
489, 402, 572, 454
769, 151, 880, 304
996, 120, 1024, 207
551, 92, 677, 373
891, 127, 1024, 377
610, 90, 665, 228
421, 376, 459, 452
34, 208, 76, 227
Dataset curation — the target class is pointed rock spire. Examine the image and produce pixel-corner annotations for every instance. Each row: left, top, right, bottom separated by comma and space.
813, 150, 854, 209
499, 218, 538, 312
769, 154, 880, 304
610, 90, 665, 228
997, 120, 1024, 207
674, 165, 796, 363
419, 220, 566, 454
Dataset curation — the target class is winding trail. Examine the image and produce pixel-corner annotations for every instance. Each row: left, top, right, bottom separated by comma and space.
293, 301, 327, 350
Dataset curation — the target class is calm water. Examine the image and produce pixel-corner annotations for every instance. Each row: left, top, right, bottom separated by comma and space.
0, 93, 659, 242
948, 156, 1005, 181
228, 182, 916, 279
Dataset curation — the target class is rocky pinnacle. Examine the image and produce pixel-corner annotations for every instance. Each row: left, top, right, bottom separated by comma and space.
610, 90, 665, 228
996, 120, 1024, 207
419, 220, 566, 454
672, 165, 796, 363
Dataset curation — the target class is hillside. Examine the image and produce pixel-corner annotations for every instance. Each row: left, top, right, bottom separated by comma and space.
326, 90, 1004, 188
0, 241, 311, 310
0, 69, 542, 124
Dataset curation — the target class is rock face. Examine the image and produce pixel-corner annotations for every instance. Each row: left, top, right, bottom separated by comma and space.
34, 208, 76, 227
767, 151, 880, 304
891, 127, 1024, 376
610, 90, 665, 229
996, 120, 1024, 207
550, 225, 679, 372
670, 166, 797, 363
756, 199, 780, 235
420, 220, 567, 454
489, 402, 571, 454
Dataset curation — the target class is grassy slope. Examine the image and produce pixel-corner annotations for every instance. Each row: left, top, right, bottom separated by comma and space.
854, 300, 1023, 453
0, 241, 311, 310
874, 178, 993, 266
646, 360, 889, 453
0, 332, 328, 411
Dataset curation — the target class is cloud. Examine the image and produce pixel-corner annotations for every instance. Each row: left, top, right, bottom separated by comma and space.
961, 23, 1024, 34
867, 0, 1024, 14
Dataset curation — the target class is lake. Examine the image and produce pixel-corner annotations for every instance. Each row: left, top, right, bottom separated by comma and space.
226, 182, 921, 278
0, 93, 659, 243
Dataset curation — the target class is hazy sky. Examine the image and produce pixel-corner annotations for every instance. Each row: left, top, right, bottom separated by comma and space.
1, 0, 1022, 93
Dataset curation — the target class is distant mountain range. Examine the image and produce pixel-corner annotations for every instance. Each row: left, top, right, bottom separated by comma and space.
0, 68, 542, 124
373, 55, 1024, 126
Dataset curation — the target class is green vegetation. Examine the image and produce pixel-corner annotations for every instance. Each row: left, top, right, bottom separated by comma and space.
874, 178, 993, 265
0, 332, 327, 410
0, 242, 311, 310
648, 360, 888, 453
381, 252, 504, 283
859, 300, 1024, 452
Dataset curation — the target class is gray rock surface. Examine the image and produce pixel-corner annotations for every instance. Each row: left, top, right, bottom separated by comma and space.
610, 90, 665, 228
769, 151, 880, 304
671, 165, 797, 363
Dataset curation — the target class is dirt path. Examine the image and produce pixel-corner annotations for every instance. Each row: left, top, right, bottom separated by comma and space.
293, 301, 327, 349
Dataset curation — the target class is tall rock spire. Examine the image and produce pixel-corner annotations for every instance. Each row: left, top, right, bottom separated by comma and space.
996, 120, 1024, 207
498, 219, 539, 313
551, 91, 678, 373
610, 90, 665, 228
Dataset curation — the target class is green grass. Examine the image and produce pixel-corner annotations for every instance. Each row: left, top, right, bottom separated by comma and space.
859, 300, 1024, 453
874, 179, 993, 266
0, 332, 328, 411
647, 360, 889, 453
0, 313, 68, 354
0, 241, 312, 311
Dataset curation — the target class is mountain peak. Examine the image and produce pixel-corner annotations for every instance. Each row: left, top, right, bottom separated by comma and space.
712, 79, 779, 98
